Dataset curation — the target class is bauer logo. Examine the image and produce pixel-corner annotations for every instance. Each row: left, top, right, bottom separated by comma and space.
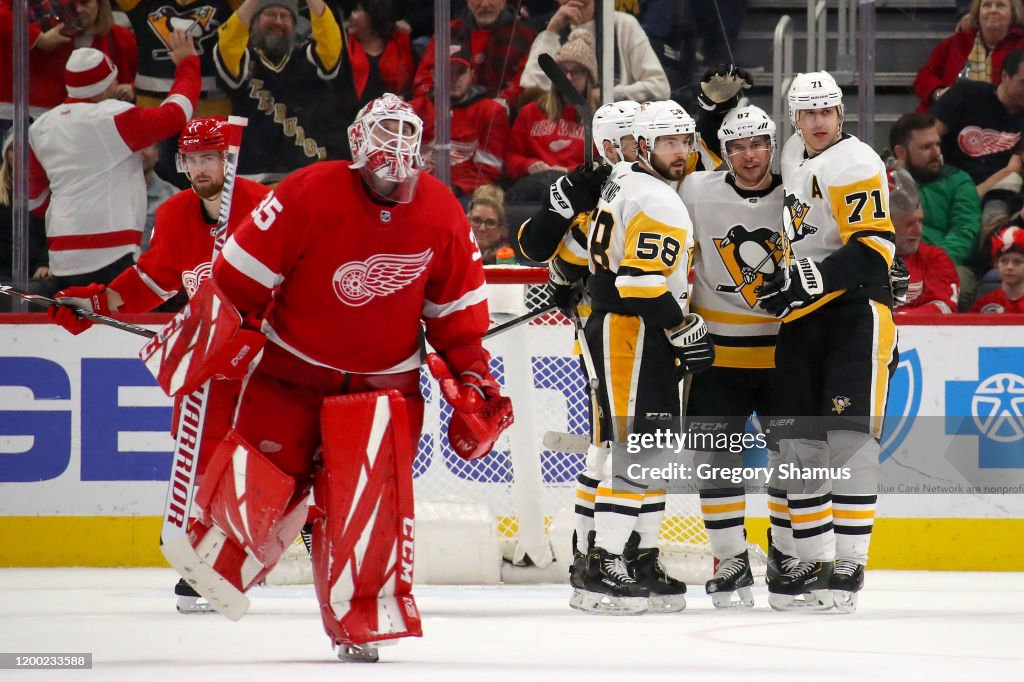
945, 347, 1024, 468
879, 348, 922, 463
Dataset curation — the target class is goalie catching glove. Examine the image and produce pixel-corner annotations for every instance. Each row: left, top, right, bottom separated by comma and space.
47, 283, 110, 335
757, 258, 828, 318
426, 352, 514, 461
697, 64, 754, 111
666, 313, 715, 375
548, 163, 611, 220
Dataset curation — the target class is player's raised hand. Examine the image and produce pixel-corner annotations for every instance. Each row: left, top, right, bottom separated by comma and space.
697, 64, 754, 111
167, 29, 198, 65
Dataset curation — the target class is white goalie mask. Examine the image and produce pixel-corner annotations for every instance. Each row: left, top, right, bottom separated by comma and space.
347, 93, 425, 203
592, 100, 641, 164
787, 71, 844, 128
718, 104, 776, 176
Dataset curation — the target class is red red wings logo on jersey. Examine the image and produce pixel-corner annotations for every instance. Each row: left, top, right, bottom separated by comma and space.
958, 126, 1021, 157
332, 249, 433, 307
181, 261, 213, 298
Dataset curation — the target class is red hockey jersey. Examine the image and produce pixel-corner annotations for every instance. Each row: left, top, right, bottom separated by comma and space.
213, 162, 490, 375
896, 243, 960, 315
970, 288, 1024, 313
109, 178, 269, 313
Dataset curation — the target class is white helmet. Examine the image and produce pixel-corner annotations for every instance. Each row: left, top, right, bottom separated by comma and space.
347, 93, 425, 203
632, 100, 697, 173
787, 71, 844, 126
593, 100, 641, 164
718, 105, 776, 174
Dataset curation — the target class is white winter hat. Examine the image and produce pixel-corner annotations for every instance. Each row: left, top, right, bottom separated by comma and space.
65, 48, 118, 100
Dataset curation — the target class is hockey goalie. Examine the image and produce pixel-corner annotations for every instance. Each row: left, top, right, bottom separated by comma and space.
143, 94, 513, 662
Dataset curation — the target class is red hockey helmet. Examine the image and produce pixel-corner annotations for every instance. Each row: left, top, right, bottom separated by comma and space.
347, 93, 424, 203
176, 118, 230, 173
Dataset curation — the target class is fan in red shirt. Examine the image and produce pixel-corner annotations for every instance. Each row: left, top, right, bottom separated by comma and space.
45, 118, 269, 612
888, 168, 960, 315
971, 225, 1024, 313
148, 94, 513, 662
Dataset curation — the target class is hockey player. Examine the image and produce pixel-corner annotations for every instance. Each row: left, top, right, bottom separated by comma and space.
758, 72, 898, 612
45, 118, 270, 613
146, 94, 513, 661
680, 104, 794, 608
574, 100, 714, 615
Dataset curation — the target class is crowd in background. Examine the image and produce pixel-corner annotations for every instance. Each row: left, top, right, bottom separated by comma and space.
2, 0, 1024, 315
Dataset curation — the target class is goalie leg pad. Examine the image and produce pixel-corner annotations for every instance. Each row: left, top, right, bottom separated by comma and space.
190, 430, 311, 594
313, 391, 423, 648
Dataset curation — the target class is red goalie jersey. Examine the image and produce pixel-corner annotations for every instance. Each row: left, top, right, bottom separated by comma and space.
109, 178, 270, 312
213, 161, 490, 375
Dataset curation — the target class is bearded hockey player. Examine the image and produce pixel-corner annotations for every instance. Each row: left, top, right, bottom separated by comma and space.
758, 72, 897, 613
680, 104, 797, 609
146, 94, 513, 662
46, 117, 270, 614
572, 100, 714, 615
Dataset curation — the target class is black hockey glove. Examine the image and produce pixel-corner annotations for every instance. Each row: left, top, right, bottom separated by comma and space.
889, 256, 910, 307
757, 258, 828, 318
548, 163, 612, 220
666, 314, 715, 376
697, 64, 754, 111
547, 259, 585, 317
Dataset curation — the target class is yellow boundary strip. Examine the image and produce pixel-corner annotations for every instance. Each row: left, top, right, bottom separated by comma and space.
2, 516, 1024, 571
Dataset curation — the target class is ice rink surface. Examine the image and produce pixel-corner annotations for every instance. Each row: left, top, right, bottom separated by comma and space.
2, 568, 1022, 681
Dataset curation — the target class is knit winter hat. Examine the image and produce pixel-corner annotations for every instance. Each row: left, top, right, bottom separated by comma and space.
992, 225, 1024, 259
65, 47, 118, 100
254, 0, 299, 21
556, 28, 598, 84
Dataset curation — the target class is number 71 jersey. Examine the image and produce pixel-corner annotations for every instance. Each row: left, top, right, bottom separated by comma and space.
586, 162, 695, 322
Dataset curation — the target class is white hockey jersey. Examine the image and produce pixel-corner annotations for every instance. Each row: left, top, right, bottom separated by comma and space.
778, 133, 896, 321
586, 162, 694, 330
680, 170, 784, 369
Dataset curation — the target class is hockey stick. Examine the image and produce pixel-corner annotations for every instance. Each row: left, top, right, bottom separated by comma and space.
483, 301, 557, 339
543, 430, 590, 454
0, 284, 157, 338
538, 52, 594, 166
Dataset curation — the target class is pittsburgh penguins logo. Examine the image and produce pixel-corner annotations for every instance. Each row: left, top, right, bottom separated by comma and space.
783, 193, 819, 244
147, 6, 219, 60
712, 225, 785, 308
832, 396, 852, 414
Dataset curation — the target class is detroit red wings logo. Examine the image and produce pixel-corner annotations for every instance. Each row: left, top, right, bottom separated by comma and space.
332, 249, 433, 306
181, 261, 212, 298
958, 126, 1021, 157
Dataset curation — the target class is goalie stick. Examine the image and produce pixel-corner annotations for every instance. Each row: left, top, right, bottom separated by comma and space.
0, 284, 156, 338
538, 52, 594, 166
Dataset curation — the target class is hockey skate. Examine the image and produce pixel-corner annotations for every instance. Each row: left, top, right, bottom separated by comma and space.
335, 642, 381, 663
568, 531, 594, 611
767, 560, 834, 612
174, 577, 215, 615
624, 533, 686, 613
706, 550, 755, 609
574, 547, 650, 615
765, 529, 799, 585
830, 559, 865, 613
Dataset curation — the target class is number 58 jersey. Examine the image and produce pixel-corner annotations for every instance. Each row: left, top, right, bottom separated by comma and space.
585, 162, 695, 330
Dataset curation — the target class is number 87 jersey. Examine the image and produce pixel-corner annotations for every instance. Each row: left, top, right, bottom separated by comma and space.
585, 161, 696, 328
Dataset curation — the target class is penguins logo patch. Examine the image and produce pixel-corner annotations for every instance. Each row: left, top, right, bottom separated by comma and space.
713, 225, 785, 308
784, 193, 819, 244
832, 396, 852, 414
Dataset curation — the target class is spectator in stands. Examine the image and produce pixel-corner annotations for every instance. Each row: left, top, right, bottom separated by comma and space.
117, 0, 244, 187
970, 224, 1024, 311
1, 128, 53, 307
519, 0, 669, 103
890, 113, 981, 301
28, 40, 200, 289
467, 184, 510, 264
346, 0, 414, 104
141, 143, 177, 251
915, 0, 1024, 112
1, 0, 136, 140
413, 0, 537, 112
214, 0, 344, 183
889, 168, 961, 314
505, 28, 596, 201
931, 48, 1024, 228
413, 45, 511, 197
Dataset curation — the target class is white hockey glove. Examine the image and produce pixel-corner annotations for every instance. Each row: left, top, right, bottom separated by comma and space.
666, 314, 715, 376
756, 258, 827, 318
697, 64, 754, 111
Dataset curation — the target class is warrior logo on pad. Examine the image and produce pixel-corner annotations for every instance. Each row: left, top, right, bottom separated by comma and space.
332, 249, 432, 306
